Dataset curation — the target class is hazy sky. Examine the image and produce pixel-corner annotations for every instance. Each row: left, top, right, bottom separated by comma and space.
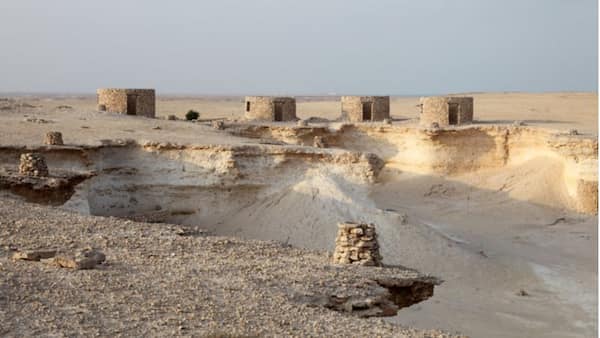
0, 0, 597, 94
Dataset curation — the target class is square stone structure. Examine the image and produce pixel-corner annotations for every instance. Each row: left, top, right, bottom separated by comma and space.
97, 88, 156, 118
419, 96, 473, 127
341, 96, 390, 122
244, 96, 297, 122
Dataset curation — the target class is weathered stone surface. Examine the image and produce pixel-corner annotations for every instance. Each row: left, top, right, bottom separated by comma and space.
341, 96, 390, 122
12, 249, 57, 261
212, 120, 225, 130
419, 96, 474, 127
46, 248, 106, 270
97, 88, 155, 118
244, 96, 296, 121
19, 153, 49, 177
44, 131, 64, 145
313, 136, 327, 148
333, 222, 382, 266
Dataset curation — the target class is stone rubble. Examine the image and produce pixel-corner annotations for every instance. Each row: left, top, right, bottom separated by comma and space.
19, 153, 49, 177
333, 222, 382, 266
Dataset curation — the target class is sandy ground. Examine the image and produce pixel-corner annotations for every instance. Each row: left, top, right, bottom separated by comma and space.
2, 91, 596, 135
0, 92, 597, 337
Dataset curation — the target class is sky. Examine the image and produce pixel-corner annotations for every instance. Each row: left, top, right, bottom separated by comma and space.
0, 0, 597, 95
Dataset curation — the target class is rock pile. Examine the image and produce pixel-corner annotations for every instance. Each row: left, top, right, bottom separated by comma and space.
333, 222, 382, 266
19, 153, 49, 177
212, 120, 225, 130
44, 131, 64, 145
313, 136, 327, 148
13, 248, 106, 270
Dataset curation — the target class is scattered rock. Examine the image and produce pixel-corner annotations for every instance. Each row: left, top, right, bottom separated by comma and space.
56, 105, 72, 110
297, 119, 308, 127
513, 120, 526, 126
44, 131, 64, 145
569, 129, 579, 136
516, 289, 530, 297
12, 249, 57, 261
333, 222, 382, 266
98, 104, 106, 111
313, 136, 327, 148
212, 120, 225, 130
23, 117, 53, 124
46, 248, 106, 270
383, 118, 392, 125
430, 122, 439, 129
152, 126, 162, 130
166, 115, 178, 120
19, 153, 49, 177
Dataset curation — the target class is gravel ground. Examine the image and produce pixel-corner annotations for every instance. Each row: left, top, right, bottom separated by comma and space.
0, 197, 460, 337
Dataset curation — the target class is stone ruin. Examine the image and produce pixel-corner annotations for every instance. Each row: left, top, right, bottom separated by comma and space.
44, 131, 63, 145
97, 88, 156, 118
19, 153, 49, 177
333, 222, 382, 266
419, 96, 474, 127
244, 96, 297, 122
341, 96, 390, 122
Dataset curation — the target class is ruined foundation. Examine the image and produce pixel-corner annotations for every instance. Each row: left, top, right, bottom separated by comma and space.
244, 96, 297, 121
96, 88, 156, 118
44, 131, 64, 146
420, 96, 474, 127
341, 96, 390, 122
333, 222, 382, 266
19, 153, 49, 177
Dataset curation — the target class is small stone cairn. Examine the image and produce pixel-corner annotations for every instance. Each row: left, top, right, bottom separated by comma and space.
44, 131, 63, 145
19, 153, 49, 177
333, 222, 382, 266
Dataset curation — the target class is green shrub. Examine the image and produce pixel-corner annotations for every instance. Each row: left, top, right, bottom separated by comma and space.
185, 110, 199, 121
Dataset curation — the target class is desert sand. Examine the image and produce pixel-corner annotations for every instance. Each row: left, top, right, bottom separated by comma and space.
0, 92, 597, 337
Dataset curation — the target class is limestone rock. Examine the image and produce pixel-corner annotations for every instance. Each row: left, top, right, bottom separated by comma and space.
19, 153, 49, 177
313, 136, 327, 148
46, 248, 106, 270
212, 120, 225, 130
12, 249, 57, 261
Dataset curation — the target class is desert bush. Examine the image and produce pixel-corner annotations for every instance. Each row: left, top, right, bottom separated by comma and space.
185, 110, 199, 121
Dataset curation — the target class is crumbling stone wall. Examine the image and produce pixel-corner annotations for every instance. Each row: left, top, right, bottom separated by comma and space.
333, 222, 382, 266
44, 131, 63, 146
420, 96, 473, 127
244, 96, 297, 121
97, 88, 156, 118
341, 96, 390, 122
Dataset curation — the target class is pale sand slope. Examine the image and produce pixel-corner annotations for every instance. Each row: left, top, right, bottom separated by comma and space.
0, 92, 597, 337
373, 160, 597, 338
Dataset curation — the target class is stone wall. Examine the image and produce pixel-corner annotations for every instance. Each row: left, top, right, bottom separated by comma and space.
333, 222, 382, 266
97, 88, 156, 118
420, 96, 473, 127
244, 96, 297, 121
341, 96, 390, 122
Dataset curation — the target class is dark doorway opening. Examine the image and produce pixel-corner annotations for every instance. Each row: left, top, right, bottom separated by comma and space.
246, 101, 251, 112
126, 95, 137, 115
448, 103, 459, 125
274, 103, 283, 121
362, 102, 372, 121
